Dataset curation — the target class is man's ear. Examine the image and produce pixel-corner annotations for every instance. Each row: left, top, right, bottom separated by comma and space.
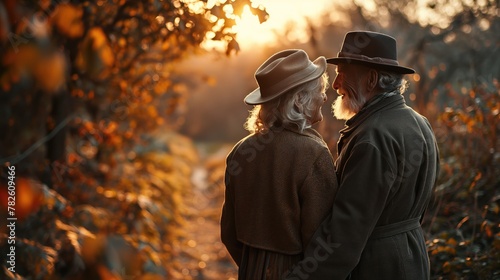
367, 69, 378, 91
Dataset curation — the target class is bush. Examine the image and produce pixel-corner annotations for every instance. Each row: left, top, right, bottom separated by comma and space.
425, 82, 500, 279
1, 132, 199, 279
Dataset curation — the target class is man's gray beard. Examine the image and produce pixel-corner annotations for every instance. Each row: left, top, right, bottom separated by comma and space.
331, 94, 366, 120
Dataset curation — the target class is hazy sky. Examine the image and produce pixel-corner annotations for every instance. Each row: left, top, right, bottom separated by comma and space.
209, 0, 472, 50
233, 0, 335, 46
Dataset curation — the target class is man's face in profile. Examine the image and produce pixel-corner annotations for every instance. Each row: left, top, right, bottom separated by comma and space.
331, 63, 370, 120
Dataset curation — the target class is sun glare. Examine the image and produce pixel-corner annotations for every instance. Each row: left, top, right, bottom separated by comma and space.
203, 0, 486, 52
232, 5, 275, 47
202, 0, 334, 51
230, 0, 335, 48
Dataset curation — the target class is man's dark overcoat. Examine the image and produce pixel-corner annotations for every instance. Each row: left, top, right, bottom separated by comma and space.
288, 94, 440, 280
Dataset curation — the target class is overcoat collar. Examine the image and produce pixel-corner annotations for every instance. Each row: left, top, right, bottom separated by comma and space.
337, 94, 406, 153
269, 124, 327, 146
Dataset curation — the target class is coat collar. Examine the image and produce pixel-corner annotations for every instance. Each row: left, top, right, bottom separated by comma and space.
270, 124, 327, 146
340, 94, 406, 134
337, 94, 406, 153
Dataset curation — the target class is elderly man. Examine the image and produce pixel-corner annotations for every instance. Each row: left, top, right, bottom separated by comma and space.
286, 31, 440, 279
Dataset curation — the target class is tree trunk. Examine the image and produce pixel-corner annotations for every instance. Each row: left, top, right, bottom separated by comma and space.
47, 91, 69, 163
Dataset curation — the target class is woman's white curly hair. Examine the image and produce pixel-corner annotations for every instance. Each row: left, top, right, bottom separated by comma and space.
244, 73, 329, 134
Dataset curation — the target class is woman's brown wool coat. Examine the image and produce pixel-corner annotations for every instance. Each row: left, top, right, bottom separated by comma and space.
221, 126, 338, 266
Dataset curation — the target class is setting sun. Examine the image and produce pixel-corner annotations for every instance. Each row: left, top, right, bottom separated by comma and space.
232, 5, 274, 46
204, 0, 335, 49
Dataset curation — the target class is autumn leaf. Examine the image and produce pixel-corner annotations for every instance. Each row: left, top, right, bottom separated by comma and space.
226, 38, 240, 56
32, 51, 67, 93
250, 5, 269, 24
75, 27, 115, 79
50, 3, 84, 38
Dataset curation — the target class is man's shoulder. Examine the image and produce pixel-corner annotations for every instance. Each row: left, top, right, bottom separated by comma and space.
350, 106, 419, 139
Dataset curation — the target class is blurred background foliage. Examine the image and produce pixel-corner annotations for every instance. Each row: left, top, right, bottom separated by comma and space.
0, 0, 499, 279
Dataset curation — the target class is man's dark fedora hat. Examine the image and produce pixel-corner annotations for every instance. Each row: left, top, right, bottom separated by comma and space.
327, 31, 415, 74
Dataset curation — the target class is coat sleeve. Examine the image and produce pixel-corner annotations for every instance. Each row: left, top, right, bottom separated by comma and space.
286, 142, 396, 279
220, 161, 244, 266
299, 148, 338, 248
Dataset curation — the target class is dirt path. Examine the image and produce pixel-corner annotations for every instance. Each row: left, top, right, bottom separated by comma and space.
170, 144, 238, 279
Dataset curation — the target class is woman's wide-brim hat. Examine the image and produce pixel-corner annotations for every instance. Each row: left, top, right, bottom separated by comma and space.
327, 31, 415, 74
244, 49, 326, 105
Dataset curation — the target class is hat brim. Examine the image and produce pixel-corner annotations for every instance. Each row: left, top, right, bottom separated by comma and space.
244, 56, 327, 105
327, 57, 415, 74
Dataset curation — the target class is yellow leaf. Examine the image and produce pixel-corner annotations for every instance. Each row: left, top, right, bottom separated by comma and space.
50, 3, 84, 38
147, 105, 158, 118
33, 52, 67, 92
75, 27, 115, 79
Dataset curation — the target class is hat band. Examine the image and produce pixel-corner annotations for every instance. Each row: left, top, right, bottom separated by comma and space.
338, 51, 400, 66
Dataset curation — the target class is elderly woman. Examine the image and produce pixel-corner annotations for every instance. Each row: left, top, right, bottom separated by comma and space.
220, 49, 338, 279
